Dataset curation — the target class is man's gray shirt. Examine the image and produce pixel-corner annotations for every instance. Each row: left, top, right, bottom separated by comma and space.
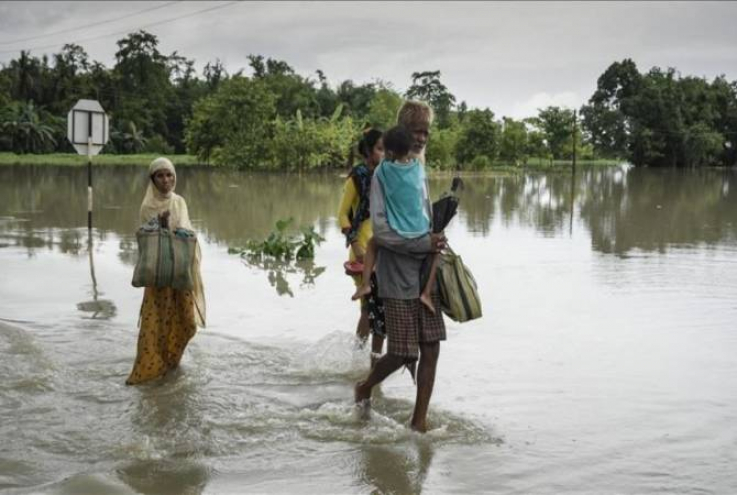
370, 170, 433, 300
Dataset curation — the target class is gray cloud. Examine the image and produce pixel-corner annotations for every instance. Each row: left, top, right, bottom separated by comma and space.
1, 1, 736, 118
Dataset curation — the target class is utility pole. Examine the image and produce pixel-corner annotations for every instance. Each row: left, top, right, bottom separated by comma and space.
87, 114, 93, 233
570, 110, 577, 236
572, 110, 577, 172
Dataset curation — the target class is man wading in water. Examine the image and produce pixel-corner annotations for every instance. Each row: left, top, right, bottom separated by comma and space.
354, 101, 447, 433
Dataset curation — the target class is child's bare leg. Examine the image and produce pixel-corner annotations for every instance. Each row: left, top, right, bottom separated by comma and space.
420, 253, 439, 314
351, 239, 376, 301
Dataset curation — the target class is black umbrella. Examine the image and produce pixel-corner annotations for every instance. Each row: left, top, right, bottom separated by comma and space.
432, 177, 463, 233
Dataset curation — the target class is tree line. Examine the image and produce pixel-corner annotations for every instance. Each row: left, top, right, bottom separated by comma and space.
1, 30, 736, 169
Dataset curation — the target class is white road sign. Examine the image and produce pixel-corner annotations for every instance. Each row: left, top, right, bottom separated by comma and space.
67, 99, 109, 156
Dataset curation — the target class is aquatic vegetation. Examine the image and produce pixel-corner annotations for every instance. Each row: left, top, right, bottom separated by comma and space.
228, 218, 326, 296
228, 218, 325, 261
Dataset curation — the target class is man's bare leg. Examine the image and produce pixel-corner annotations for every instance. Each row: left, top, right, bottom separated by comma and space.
410, 342, 440, 432
355, 354, 406, 403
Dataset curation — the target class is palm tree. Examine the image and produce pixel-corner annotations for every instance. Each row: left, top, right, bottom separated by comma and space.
10, 51, 39, 101
112, 121, 147, 153
0, 101, 58, 153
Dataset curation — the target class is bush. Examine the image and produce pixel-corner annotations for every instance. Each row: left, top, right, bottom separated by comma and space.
144, 134, 174, 155
270, 107, 356, 171
470, 155, 492, 171
426, 125, 460, 170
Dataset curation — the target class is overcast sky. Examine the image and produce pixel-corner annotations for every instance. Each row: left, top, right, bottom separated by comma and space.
1, 1, 736, 119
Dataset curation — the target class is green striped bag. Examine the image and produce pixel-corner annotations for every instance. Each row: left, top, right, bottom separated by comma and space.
436, 246, 482, 323
132, 228, 197, 291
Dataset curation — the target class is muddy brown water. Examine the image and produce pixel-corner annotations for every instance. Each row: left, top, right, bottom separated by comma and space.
0, 164, 735, 494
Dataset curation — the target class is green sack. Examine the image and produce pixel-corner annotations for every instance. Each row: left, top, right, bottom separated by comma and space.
436, 246, 482, 323
132, 228, 197, 291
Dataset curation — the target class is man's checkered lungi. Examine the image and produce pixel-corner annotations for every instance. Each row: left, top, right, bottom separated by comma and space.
383, 292, 446, 359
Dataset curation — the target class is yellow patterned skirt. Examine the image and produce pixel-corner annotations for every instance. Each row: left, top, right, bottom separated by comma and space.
126, 287, 197, 385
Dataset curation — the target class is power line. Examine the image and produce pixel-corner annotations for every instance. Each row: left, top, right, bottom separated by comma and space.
0, 1, 240, 56
0, 1, 182, 46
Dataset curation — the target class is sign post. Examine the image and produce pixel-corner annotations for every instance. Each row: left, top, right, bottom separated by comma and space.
67, 99, 109, 233
67, 100, 113, 318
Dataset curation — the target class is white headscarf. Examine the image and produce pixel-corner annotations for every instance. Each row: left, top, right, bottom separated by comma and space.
139, 157, 206, 327
139, 157, 193, 229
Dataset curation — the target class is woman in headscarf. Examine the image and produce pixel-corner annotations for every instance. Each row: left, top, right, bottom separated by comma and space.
338, 128, 385, 365
126, 157, 206, 385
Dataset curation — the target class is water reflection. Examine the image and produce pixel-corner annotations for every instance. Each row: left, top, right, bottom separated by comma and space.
459, 172, 580, 236
117, 460, 210, 495
240, 255, 326, 297
456, 166, 737, 253
118, 237, 138, 266
1, 164, 736, 495
579, 167, 737, 255
76, 237, 117, 320
356, 441, 434, 495
0, 165, 736, 259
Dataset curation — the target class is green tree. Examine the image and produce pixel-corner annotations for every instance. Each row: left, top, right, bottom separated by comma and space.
0, 77, 9, 109
46, 44, 91, 115
456, 101, 469, 124
499, 117, 528, 165
203, 59, 228, 90
336, 79, 376, 119
406, 70, 456, 128
0, 100, 59, 153
455, 109, 499, 167
630, 67, 684, 167
365, 88, 403, 129
248, 55, 319, 118
166, 52, 208, 153
710, 76, 737, 166
583, 59, 737, 167
425, 124, 460, 170
528, 106, 575, 159
7, 51, 47, 103
185, 76, 276, 167
111, 120, 147, 154
314, 69, 339, 118
112, 30, 172, 144
581, 59, 642, 158
684, 122, 724, 167
184, 97, 218, 163
525, 129, 550, 164
85, 61, 116, 113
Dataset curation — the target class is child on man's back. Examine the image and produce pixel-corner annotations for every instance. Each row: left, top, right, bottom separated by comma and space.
352, 125, 439, 313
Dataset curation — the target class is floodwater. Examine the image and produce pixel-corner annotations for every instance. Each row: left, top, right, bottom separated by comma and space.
0, 164, 736, 494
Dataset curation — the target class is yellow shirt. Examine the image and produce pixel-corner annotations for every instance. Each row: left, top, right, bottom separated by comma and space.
337, 176, 373, 262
